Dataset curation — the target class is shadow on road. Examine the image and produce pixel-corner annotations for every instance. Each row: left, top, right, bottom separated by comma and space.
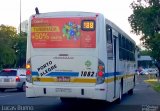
33, 99, 143, 111
34, 100, 114, 111
0, 89, 24, 93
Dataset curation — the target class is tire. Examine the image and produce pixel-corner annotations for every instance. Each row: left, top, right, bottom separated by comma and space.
0, 88, 5, 92
128, 89, 133, 95
133, 76, 136, 87
18, 83, 26, 92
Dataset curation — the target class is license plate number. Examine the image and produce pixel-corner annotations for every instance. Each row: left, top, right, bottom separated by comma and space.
57, 77, 70, 82
55, 88, 71, 92
4, 78, 10, 82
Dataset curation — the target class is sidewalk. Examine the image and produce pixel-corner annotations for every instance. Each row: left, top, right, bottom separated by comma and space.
121, 75, 160, 105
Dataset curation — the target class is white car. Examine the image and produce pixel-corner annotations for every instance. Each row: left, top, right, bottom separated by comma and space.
147, 68, 158, 75
0, 68, 26, 92
139, 69, 149, 75
140, 68, 158, 75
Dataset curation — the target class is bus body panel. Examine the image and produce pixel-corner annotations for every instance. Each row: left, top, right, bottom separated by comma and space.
26, 82, 107, 100
26, 11, 137, 102
31, 55, 98, 86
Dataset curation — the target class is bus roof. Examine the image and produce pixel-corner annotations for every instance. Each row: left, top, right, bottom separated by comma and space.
31, 11, 103, 19
30, 11, 135, 44
105, 18, 136, 44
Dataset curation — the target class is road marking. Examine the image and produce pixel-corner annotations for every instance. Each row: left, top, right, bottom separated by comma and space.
0, 95, 11, 98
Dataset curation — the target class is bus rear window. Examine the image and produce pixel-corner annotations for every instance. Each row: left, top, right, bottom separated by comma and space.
31, 17, 96, 48
0, 70, 17, 76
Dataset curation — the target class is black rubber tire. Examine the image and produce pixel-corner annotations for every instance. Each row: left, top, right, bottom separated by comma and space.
0, 88, 5, 92
18, 83, 26, 92
128, 89, 133, 95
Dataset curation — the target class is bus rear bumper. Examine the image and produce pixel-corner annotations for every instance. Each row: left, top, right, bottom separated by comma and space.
26, 84, 107, 100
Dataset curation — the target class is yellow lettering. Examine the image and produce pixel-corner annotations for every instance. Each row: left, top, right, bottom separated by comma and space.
32, 33, 49, 40
84, 22, 89, 28
90, 22, 94, 28
31, 26, 60, 32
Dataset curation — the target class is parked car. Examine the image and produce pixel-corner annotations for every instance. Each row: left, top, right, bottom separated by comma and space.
0, 68, 26, 92
139, 68, 149, 75
147, 68, 158, 75
139, 68, 158, 75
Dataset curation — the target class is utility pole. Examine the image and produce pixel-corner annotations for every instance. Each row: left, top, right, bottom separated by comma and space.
19, 0, 22, 67
20, 0, 22, 36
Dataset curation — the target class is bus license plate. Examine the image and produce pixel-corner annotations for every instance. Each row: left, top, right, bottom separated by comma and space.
57, 77, 70, 82
55, 88, 71, 93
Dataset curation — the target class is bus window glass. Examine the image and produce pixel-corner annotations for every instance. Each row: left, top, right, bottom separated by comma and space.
106, 25, 113, 59
106, 25, 112, 44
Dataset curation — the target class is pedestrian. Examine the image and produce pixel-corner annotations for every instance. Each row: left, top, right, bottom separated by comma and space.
136, 66, 143, 82
137, 66, 143, 75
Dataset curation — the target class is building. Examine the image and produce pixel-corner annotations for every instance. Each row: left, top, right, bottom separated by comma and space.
18, 20, 28, 33
138, 56, 155, 68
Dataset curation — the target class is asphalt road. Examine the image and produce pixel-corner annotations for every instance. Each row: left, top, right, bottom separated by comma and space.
0, 76, 160, 111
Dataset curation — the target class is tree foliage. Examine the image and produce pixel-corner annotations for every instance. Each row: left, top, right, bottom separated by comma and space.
139, 49, 151, 56
0, 25, 17, 68
128, 0, 160, 60
0, 24, 27, 69
15, 32, 27, 67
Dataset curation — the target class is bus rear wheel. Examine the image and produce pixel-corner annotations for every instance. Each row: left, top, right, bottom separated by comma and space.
128, 89, 133, 95
0, 88, 5, 92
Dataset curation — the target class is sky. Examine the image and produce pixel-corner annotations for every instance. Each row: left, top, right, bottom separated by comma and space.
0, 0, 141, 45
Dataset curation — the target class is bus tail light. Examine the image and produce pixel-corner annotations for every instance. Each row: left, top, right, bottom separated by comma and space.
96, 59, 105, 84
26, 59, 32, 83
26, 70, 31, 75
98, 71, 103, 77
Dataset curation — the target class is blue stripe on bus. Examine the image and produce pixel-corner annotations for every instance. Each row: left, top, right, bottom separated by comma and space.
32, 72, 79, 77
46, 72, 79, 77
32, 71, 122, 77
32, 72, 39, 76
105, 72, 122, 77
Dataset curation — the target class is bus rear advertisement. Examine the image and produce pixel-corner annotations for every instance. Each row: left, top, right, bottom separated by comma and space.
31, 17, 96, 48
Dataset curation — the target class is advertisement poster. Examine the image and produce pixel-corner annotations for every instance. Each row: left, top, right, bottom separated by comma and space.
31, 17, 96, 48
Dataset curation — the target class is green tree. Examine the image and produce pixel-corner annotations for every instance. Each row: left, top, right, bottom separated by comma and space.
128, 0, 160, 60
0, 25, 17, 69
0, 25, 27, 69
14, 32, 27, 68
139, 49, 151, 56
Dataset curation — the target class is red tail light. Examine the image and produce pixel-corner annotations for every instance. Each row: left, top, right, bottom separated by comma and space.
16, 76, 20, 82
26, 63, 31, 75
96, 59, 105, 84
26, 70, 31, 75
26, 59, 32, 83
98, 71, 104, 77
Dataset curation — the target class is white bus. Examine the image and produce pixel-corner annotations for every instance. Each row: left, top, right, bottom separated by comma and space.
26, 11, 137, 103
